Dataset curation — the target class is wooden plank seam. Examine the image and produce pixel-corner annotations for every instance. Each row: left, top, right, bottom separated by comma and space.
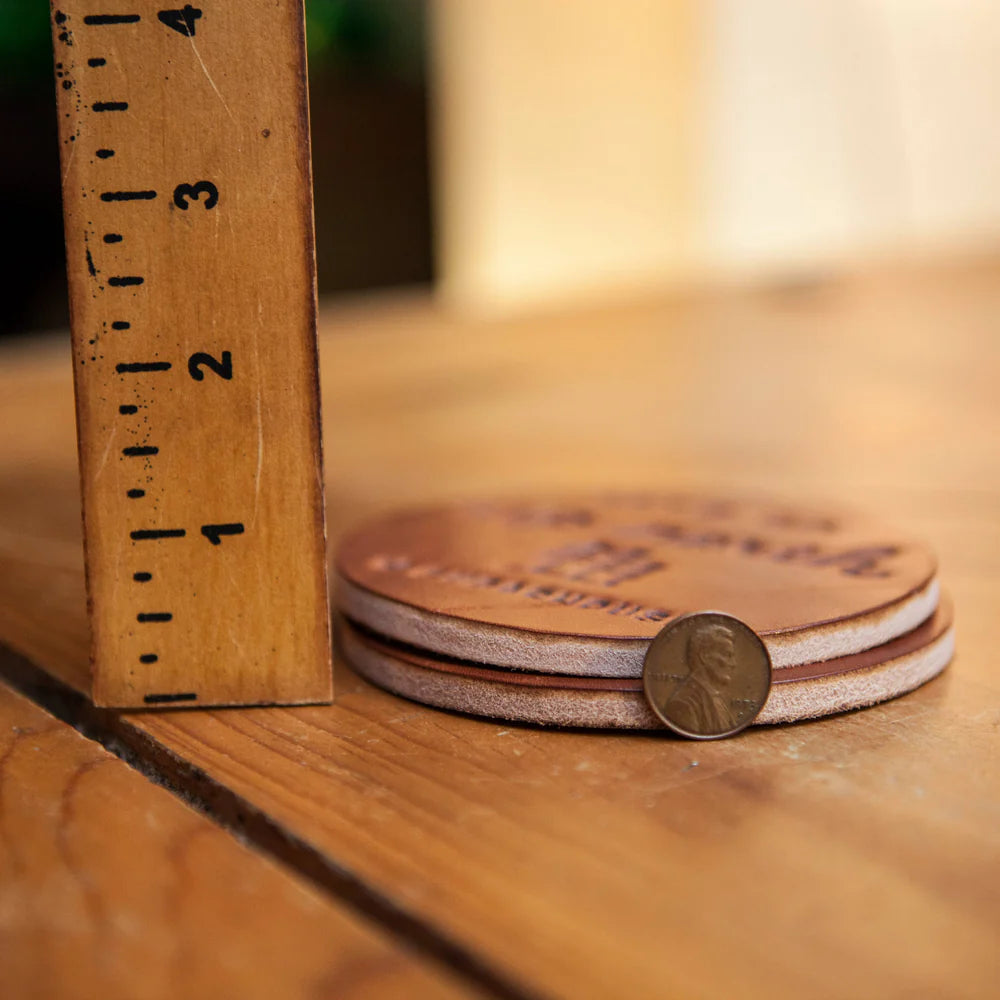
0, 643, 539, 1000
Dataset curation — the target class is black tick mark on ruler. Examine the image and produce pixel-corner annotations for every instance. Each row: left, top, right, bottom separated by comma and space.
116, 362, 171, 373
137, 612, 173, 623
101, 190, 156, 202
112, 320, 130, 329
109, 276, 143, 286
92, 101, 128, 112
97, 149, 115, 159
84, 14, 141, 26
133, 572, 152, 582
144, 692, 198, 704
139, 654, 159, 664
104, 233, 123, 243
88, 57, 107, 67
122, 445, 159, 457
127, 489, 145, 499
119, 405, 139, 414
131, 529, 185, 540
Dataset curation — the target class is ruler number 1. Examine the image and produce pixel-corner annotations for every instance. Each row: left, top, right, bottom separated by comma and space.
201, 523, 245, 546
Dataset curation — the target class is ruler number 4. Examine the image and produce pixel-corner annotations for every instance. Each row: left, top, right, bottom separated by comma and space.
158, 6, 203, 37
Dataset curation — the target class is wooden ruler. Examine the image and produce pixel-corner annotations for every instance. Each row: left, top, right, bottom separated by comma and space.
51, 2, 332, 708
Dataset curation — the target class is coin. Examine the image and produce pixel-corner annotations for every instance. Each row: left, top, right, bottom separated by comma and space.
642, 612, 772, 739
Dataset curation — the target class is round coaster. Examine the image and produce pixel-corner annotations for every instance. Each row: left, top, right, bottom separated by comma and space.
336, 493, 938, 676
338, 596, 955, 729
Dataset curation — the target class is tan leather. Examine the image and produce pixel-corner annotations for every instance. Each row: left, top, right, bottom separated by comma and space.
338, 597, 955, 728
337, 493, 936, 641
342, 595, 953, 692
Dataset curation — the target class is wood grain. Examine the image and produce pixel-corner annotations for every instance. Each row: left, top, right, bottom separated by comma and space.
52, 2, 331, 707
1, 259, 999, 996
0, 679, 479, 1000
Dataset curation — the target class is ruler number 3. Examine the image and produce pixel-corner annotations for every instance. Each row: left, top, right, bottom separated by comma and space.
174, 181, 219, 211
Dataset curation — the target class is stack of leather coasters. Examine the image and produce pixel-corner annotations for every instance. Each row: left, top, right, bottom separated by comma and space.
335, 494, 954, 739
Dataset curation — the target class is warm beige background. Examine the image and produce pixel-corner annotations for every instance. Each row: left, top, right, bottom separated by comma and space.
432, 0, 1000, 309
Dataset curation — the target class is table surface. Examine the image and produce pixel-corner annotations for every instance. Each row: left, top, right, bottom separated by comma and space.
1, 259, 998, 999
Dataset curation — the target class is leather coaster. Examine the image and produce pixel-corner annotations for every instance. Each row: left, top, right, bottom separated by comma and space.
336, 493, 939, 676
338, 596, 955, 729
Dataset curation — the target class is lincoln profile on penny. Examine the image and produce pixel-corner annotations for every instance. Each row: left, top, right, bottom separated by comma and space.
666, 622, 740, 733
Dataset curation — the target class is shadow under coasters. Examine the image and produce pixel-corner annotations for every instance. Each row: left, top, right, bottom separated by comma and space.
334, 493, 953, 729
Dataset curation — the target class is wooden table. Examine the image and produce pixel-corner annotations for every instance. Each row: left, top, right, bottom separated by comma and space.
1, 260, 998, 998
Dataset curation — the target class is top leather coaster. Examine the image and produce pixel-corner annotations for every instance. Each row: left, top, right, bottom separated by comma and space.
336, 493, 938, 677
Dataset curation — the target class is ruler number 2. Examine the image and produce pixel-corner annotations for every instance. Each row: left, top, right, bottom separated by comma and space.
188, 351, 233, 381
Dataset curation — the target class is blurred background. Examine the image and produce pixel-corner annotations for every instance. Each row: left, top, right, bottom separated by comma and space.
4, 0, 1000, 335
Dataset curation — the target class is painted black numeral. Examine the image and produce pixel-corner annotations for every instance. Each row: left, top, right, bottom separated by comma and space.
188, 351, 232, 381
158, 6, 202, 36
173, 180, 218, 210
201, 523, 245, 546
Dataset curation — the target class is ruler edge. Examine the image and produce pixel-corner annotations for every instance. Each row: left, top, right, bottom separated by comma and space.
50, 1, 334, 709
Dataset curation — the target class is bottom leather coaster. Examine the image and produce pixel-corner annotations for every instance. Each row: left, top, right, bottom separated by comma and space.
339, 597, 954, 730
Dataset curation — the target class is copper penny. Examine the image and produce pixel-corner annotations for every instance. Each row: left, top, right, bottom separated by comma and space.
642, 612, 772, 739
